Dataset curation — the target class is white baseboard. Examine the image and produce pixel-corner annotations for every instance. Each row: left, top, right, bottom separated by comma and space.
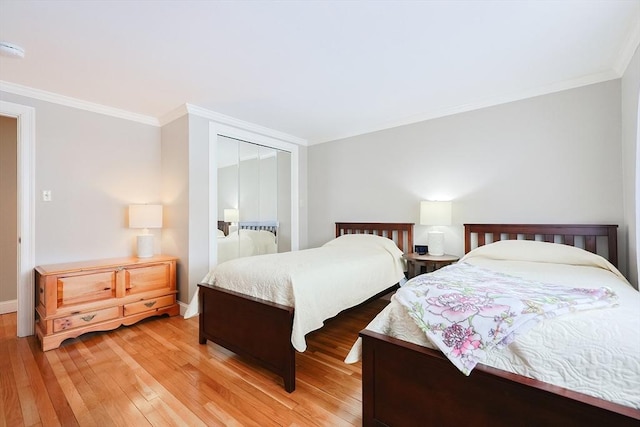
0, 299, 17, 314
178, 300, 188, 317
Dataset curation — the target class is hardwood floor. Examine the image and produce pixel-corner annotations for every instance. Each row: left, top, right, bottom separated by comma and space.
0, 297, 389, 426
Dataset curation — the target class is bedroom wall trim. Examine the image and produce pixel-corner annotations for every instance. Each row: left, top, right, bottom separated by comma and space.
0, 81, 158, 126
0, 299, 17, 315
0, 100, 35, 337
0, 82, 311, 150
188, 103, 307, 146
307, 71, 621, 146
613, 16, 640, 76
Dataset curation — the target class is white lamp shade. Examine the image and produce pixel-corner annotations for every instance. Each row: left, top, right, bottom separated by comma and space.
224, 208, 239, 223
420, 201, 452, 226
129, 204, 163, 229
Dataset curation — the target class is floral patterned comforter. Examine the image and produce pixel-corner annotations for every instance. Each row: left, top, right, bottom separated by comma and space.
394, 262, 618, 375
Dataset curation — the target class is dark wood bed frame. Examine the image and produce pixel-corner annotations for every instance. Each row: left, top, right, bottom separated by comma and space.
217, 220, 279, 237
198, 222, 414, 392
361, 223, 640, 426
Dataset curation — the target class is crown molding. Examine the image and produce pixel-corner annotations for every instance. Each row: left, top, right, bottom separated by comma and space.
0, 81, 159, 126
612, 15, 640, 76
308, 69, 620, 145
158, 104, 189, 126
185, 103, 308, 146
0, 81, 308, 146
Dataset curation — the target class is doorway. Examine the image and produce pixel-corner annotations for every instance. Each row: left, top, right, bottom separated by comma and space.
0, 101, 35, 337
0, 115, 18, 314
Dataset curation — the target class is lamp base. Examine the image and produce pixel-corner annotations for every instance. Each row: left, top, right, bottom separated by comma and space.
427, 231, 445, 256
136, 234, 154, 258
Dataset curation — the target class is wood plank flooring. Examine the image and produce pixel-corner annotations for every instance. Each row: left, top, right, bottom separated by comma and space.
0, 297, 389, 426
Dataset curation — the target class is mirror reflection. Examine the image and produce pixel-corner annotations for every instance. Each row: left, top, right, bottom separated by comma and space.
216, 135, 291, 263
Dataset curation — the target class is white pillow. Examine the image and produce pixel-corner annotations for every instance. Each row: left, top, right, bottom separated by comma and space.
323, 233, 403, 257
461, 240, 624, 279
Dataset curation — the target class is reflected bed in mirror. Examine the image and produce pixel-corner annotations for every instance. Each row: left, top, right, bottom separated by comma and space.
216, 221, 279, 263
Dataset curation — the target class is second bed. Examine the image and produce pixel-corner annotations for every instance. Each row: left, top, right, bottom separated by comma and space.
197, 222, 414, 392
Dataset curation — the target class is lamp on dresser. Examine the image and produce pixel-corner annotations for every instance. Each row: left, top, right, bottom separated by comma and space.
420, 200, 452, 256
129, 204, 162, 258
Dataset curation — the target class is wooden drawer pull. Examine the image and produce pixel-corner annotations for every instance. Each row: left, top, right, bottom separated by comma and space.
80, 314, 96, 322
144, 301, 157, 308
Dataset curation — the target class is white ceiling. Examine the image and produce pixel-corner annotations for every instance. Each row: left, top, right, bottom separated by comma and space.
1, 0, 639, 145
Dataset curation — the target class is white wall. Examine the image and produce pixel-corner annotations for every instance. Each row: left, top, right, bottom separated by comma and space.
308, 81, 626, 276
621, 45, 640, 288
0, 91, 162, 265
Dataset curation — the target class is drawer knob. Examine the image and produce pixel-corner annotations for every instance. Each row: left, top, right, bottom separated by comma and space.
80, 314, 96, 322
144, 301, 157, 308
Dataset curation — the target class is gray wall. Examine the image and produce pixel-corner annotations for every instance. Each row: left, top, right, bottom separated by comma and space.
308, 80, 627, 278
160, 114, 211, 304
0, 116, 18, 304
621, 45, 640, 288
160, 115, 190, 302
0, 92, 162, 266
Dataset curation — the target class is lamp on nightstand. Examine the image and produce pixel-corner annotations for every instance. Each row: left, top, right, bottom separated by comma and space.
129, 204, 163, 258
420, 201, 452, 256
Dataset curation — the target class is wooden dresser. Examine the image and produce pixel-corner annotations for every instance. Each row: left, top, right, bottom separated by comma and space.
35, 255, 179, 351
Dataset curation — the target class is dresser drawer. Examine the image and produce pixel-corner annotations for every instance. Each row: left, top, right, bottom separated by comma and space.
57, 271, 117, 309
124, 294, 175, 317
53, 306, 120, 333
125, 263, 172, 296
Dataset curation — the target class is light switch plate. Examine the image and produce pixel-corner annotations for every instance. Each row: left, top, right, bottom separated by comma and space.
42, 190, 52, 202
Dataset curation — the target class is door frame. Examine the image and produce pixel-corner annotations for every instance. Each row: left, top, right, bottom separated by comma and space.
1, 101, 35, 337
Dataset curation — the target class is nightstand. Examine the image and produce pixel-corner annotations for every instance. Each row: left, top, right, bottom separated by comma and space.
403, 253, 459, 279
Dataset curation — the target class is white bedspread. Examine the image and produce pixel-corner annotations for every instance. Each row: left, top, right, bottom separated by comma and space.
217, 229, 277, 263
345, 240, 640, 409
187, 233, 406, 352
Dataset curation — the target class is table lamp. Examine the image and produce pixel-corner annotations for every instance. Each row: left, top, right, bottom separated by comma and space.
129, 204, 162, 258
420, 201, 452, 256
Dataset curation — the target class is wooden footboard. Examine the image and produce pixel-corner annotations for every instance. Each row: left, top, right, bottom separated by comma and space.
198, 283, 296, 391
361, 330, 640, 427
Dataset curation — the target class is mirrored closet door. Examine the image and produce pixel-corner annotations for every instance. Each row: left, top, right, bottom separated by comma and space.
216, 135, 291, 263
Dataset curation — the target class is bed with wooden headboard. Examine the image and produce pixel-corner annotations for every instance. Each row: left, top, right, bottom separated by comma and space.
198, 222, 413, 392
359, 223, 639, 426
217, 220, 279, 237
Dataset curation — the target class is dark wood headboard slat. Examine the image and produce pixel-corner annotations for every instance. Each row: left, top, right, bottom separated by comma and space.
464, 224, 619, 267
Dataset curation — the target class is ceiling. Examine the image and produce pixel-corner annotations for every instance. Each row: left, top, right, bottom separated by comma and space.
0, 1, 638, 145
